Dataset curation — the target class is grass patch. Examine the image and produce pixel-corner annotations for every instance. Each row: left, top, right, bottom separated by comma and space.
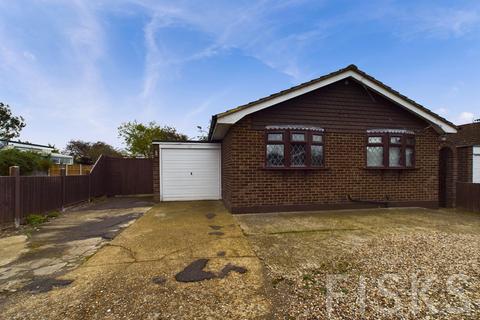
26, 214, 48, 227
47, 211, 60, 219
25, 211, 61, 227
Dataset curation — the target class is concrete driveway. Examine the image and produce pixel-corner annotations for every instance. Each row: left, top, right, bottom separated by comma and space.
0, 197, 153, 309
1, 201, 271, 320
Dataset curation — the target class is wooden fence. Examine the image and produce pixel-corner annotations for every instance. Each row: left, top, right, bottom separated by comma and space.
456, 182, 480, 212
49, 164, 93, 176
0, 156, 153, 227
107, 158, 153, 196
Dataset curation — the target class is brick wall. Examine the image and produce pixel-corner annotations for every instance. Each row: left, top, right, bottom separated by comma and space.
152, 144, 160, 202
222, 116, 440, 213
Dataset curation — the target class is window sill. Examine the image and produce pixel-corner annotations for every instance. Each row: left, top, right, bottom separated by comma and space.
364, 167, 417, 171
262, 166, 330, 171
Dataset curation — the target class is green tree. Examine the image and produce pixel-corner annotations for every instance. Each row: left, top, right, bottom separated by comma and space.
196, 125, 209, 141
64, 140, 122, 164
0, 149, 52, 176
0, 102, 26, 140
118, 121, 188, 157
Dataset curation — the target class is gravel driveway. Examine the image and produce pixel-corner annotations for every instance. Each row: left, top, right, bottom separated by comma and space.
236, 208, 480, 320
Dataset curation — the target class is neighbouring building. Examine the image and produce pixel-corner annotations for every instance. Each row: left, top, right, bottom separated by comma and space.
152, 65, 460, 213
0, 140, 73, 165
447, 122, 480, 184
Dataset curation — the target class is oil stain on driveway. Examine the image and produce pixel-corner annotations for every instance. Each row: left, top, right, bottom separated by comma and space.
1, 201, 271, 320
0, 197, 153, 305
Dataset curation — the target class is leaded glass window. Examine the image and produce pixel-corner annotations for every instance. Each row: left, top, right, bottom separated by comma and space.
291, 133, 305, 142
406, 147, 414, 167
390, 136, 401, 144
368, 136, 382, 144
266, 144, 285, 167
367, 146, 384, 167
366, 132, 415, 168
268, 133, 283, 141
265, 130, 324, 168
312, 134, 323, 143
291, 144, 306, 166
389, 147, 401, 167
311, 145, 323, 166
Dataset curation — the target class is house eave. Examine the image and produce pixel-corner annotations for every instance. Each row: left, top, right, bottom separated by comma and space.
210, 66, 457, 140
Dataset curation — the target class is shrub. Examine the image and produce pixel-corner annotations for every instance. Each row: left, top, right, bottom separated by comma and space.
47, 211, 60, 218
26, 214, 48, 226
0, 149, 52, 175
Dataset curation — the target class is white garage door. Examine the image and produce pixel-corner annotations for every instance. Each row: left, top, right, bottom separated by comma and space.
160, 144, 221, 201
473, 146, 480, 183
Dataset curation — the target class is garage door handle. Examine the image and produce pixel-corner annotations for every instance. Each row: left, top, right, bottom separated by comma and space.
190, 172, 193, 175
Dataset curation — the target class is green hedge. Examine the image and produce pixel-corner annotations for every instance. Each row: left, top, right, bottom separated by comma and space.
0, 149, 52, 176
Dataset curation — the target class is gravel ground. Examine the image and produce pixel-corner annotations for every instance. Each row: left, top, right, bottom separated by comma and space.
237, 208, 480, 319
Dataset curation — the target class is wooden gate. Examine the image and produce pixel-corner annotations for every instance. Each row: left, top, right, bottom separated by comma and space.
456, 182, 480, 212
106, 157, 153, 196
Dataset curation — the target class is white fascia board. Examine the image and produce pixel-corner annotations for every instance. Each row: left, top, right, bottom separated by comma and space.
215, 69, 457, 134
217, 71, 355, 124
154, 142, 221, 149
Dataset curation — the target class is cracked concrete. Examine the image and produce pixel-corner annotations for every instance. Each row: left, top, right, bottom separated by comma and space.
0, 197, 152, 305
1, 200, 271, 320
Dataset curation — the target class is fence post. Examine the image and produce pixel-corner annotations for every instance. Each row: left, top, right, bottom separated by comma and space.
60, 167, 66, 211
88, 171, 91, 203
9, 166, 21, 228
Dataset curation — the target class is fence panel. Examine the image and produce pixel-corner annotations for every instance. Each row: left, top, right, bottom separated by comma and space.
65, 175, 90, 206
0, 177, 15, 225
1, 156, 153, 227
49, 164, 93, 176
456, 182, 480, 212
107, 157, 153, 196
90, 155, 107, 197
19, 176, 63, 221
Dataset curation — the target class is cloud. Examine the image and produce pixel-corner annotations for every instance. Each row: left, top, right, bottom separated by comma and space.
385, 5, 480, 39
22, 51, 36, 61
1, 0, 479, 147
455, 112, 475, 125
0, 0, 114, 146
133, 0, 329, 102
435, 108, 448, 116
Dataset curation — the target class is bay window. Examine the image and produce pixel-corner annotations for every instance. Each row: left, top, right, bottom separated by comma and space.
366, 130, 415, 169
265, 126, 324, 168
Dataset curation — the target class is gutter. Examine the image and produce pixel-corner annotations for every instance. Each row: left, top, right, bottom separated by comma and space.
207, 115, 218, 142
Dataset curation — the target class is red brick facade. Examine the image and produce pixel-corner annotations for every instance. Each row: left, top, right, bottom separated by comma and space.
152, 79, 449, 213
221, 116, 440, 213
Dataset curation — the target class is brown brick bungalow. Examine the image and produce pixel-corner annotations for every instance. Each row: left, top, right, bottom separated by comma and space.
153, 65, 459, 213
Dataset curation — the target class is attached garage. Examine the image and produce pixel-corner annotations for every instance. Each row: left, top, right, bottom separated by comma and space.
156, 142, 221, 201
